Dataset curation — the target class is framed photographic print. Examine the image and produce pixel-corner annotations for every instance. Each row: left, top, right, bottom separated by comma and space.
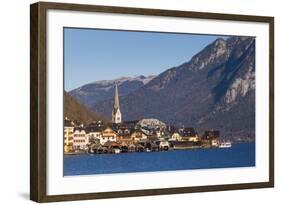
30, 1, 274, 202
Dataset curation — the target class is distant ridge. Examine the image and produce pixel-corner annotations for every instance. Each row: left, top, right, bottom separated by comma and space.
69, 75, 155, 108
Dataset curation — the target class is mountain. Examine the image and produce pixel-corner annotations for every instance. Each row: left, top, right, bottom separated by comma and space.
89, 37, 255, 140
69, 75, 155, 109
64, 91, 108, 125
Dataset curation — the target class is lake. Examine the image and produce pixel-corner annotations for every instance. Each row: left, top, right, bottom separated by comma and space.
63, 143, 255, 176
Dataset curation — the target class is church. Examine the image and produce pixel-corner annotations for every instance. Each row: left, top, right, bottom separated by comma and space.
112, 82, 122, 124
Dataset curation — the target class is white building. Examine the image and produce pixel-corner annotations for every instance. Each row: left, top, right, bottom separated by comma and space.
100, 127, 117, 145
64, 118, 75, 152
73, 127, 88, 150
170, 132, 182, 141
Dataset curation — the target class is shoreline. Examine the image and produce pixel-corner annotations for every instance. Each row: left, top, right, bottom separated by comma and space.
64, 141, 254, 156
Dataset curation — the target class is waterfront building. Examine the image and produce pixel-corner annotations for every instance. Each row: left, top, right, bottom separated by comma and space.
202, 130, 220, 147
128, 143, 136, 152
180, 127, 197, 141
211, 139, 220, 147
188, 135, 200, 142
171, 132, 182, 141
100, 127, 117, 145
89, 143, 106, 154
73, 127, 88, 150
131, 129, 148, 143
64, 118, 74, 153
112, 82, 122, 124
85, 127, 102, 144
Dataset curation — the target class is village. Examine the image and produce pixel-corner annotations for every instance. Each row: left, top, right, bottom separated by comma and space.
64, 83, 231, 154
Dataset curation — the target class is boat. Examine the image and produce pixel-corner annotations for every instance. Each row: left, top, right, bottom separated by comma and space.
219, 141, 232, 148
112, 148, 121, 154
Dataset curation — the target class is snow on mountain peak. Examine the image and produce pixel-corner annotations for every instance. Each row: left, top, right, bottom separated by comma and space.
93, 75, 155, 86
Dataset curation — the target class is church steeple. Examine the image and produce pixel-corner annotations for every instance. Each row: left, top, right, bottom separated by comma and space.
112, 82, 122, 124
114, 82, 120, 110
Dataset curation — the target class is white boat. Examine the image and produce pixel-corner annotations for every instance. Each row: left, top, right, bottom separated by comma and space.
219, 142, 232, 148
112, 148, 121, 154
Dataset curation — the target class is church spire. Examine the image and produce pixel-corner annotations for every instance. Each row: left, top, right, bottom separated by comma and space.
112, 82, 122, 124
114, 82, 120, 110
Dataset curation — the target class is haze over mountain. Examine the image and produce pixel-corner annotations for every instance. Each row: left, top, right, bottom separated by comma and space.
69, 36, 255, 139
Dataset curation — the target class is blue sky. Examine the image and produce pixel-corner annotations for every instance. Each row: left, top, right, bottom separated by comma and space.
64, 28, 229, 91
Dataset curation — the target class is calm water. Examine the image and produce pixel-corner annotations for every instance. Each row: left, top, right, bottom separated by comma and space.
64, 143, 255, 176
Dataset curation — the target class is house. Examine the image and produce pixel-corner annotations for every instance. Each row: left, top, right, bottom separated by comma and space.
188, 135, 199, 142
85, 127, 102, 144
73, 127, 88, 150
131, 129, 148, 143
100, 127, 117, 145
128, 143, 136, 152
180, 128, 198, 142
211, 138, 220, 147
64, 118, 75, 153
116, 127, 134, 145
170, 132, 182, 141
202, 130, 220, 147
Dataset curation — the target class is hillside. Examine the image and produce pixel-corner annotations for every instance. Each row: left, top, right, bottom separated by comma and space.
64, 91, 108, 125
